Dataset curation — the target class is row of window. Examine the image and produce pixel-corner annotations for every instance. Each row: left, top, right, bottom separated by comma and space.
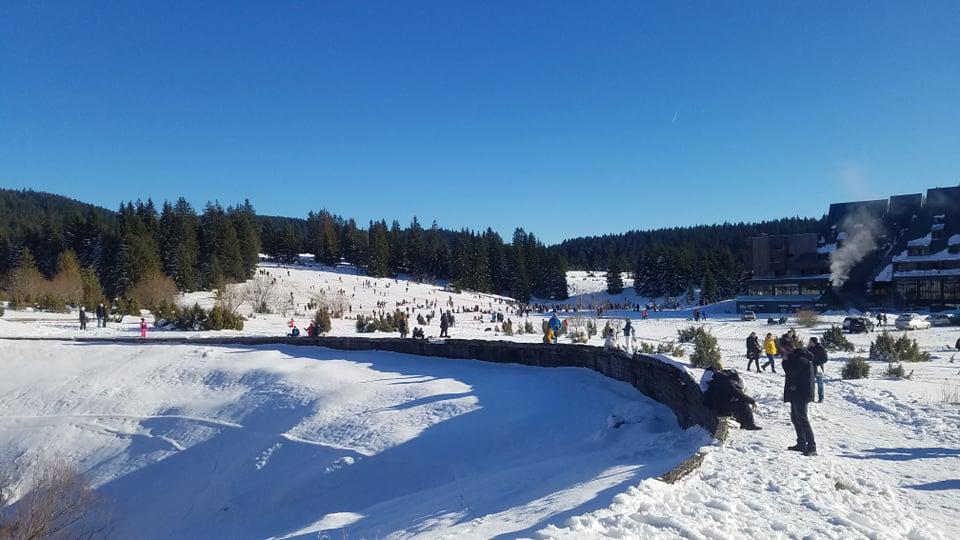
896, 279, 960, 301
894, 260, 960, 272
747, 283, 826, 296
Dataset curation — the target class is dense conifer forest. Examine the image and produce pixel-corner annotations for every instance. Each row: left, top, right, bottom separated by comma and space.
0, 189, 821, 309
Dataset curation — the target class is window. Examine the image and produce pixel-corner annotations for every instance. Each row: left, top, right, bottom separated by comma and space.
944, 280, 960, 301
933, 230, 944, 240
801, 283, 825, 295
908, 247, 929, 256
897, 281, 919, 301
919, 280, 941, 301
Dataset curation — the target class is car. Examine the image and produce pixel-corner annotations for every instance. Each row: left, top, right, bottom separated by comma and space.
741, 311, 757, 321
842, 316, 875, 334
926, 313, 955, 327
895, 313, 931, 330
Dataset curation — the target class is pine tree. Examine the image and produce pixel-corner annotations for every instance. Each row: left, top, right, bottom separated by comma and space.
6, 247, 44, 306
606, 256, 624, 295
367, 221, 391, 277
701, 260, 718, 305
406, 217, 428, 281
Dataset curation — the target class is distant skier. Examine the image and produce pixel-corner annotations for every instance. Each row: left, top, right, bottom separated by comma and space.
139, 317, 148, 339
623, 319, 634, 353
956, 337, 960, 351
746, 332, 762, 372
781, 339, 817, 456
78, 306, 87, 330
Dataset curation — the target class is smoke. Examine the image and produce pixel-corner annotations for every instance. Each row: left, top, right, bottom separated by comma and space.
829, 208, 882, 287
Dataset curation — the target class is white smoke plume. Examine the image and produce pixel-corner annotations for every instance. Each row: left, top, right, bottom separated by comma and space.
829, 208, 882, 287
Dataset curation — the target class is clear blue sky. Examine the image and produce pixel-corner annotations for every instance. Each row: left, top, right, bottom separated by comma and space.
1, 1, 958, 243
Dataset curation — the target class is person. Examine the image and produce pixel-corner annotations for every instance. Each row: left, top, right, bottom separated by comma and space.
746, 332, 762, 372
955, 336, 960, 351
398, 313, 409, 339
79, 306, 87, 330
701, 366, 761, 430
548, 313, 562, 344
543, 328, 555, 344
288, 326, 301, 337
876, 312, 884, 327
305, 320, 317, 337
440, 312, 450, 337
95, 303, 105, 328
808, 337, 828, 403
603, 326, 617, 351
139, 317, 148, 339
781, 339, 817, 456
412, 327, 425, 340
623, 319, 634, 353
762, 333, 778, 373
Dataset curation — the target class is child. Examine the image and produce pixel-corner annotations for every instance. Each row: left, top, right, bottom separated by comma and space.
139, 317, 148, 339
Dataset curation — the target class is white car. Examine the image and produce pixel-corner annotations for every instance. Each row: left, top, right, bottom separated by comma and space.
895, 313, 931, 330
926, 313, 955, 327
741, 311, 757, 321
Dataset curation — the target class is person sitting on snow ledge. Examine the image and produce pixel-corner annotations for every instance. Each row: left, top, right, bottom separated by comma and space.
700, 365, 761, 430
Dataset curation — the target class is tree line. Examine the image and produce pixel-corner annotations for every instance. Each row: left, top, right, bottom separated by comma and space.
562, 217, 823, 304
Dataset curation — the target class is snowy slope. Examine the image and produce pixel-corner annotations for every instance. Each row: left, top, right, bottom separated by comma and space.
0, 340, 706, 539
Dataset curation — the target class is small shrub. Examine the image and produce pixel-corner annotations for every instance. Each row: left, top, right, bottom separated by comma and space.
795, 309, 820, 328
658, 341, 686, 357
821, 325, 856, 352
842, 357, 871, 379
677, 325, 708, 344
568, 330, 588, 344
586, 319, 597, 338
524, 320, 535, 334
870, 332, 929, 362
638, 341, 656, 354
503, 319, 513, 336
0, 305, 4, 317
690, 329, 721, 369
884, 363, 913, 380
314, 307, 332, 335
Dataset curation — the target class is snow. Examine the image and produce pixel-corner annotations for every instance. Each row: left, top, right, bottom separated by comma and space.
818, 243, 837, 254
875, 263, 894, 282
0, 340, 706, 539
908, 233, 933, 247
2, 264, 960, 538
949, 234, 960, 246
893, 248, 960, 263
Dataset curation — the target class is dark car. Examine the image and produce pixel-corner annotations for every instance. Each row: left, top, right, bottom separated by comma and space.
842, 316, 875, 333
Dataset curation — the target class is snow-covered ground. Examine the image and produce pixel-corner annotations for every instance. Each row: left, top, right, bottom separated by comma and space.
2, 263, 959, 538
0, 340, 705, 539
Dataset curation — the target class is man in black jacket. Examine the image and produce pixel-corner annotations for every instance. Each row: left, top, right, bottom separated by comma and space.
746, 332, 762, 372
808, 337, 828, 403
702, 367, 761, 430
781, 339, 817, 456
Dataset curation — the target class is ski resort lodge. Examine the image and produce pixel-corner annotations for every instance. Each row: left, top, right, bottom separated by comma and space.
737, 185, 960, 313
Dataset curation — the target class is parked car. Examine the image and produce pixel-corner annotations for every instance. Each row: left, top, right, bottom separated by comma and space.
842, 316, 875, 334
741, 311, 757, 321
926, 313, 955, 327
895, 313, 931, 330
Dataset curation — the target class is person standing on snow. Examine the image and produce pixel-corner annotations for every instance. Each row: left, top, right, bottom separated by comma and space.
548, 313, 562, 344
807, 337, 828, 403
95, 303, 104, 328
746, 332, 762, 372
139, 317, 148, 339
622, 319, 634, 353
79, 306, 87, 330
762, 333, 778, 373
440, 311, 450, 337
780, 339, 817, 456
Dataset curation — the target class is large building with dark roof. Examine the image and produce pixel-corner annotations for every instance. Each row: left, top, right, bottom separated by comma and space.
737, 185, 960, 313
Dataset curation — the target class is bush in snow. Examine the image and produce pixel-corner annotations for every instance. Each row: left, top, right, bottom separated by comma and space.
0, 305, 4, 317
568, 330, 588, 344
125, 271, 178, 313
586, 319, 597, 338
677, 325, 708, 344
821, 325, 856, 352
841, 357, 871, 379
155, 303, 244, 331
638, 341, 686, 357
870, 332, 929, 363
795, 309, 820, 328
524, 320, 535, 334
314, 307, 332, 335
884, 363, 913, 380
0, 458, 111, 540
690, 329, 721, 369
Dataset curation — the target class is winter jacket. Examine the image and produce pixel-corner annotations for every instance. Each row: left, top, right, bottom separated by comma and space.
763, 336, 778, 356
623, 322, 633, 336
808, 342, 828, 370
782, 349, 816, 403
746, 335, 761, 356
549, 315, 562, 332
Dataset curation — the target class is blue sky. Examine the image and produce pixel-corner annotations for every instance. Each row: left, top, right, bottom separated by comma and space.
1, 1, 958, 243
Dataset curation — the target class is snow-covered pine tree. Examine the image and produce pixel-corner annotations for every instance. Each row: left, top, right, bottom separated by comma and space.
606, 256, 624, 294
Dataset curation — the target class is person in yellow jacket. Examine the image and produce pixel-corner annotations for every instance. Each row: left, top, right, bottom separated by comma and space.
543, 328, 555, 344
762, 333, 778, 373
